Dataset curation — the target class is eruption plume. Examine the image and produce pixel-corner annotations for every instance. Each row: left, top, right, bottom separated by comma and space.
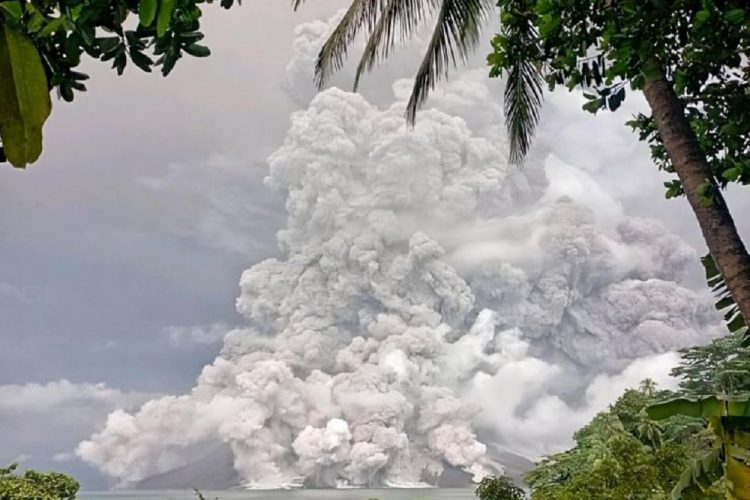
77, 15, 721, 489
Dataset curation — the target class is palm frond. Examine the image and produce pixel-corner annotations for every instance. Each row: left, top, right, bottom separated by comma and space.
504, 57, 544, 165
406, 0, 493, 124
703, 253, 748, 342
352, 0, 434, 91
497, 1, 545, 165
314, 0, 382, 88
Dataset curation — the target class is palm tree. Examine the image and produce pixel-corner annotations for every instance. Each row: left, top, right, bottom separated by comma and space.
291, 0, 520, 133
290, 0, 543, 165
639, 378, 658, 398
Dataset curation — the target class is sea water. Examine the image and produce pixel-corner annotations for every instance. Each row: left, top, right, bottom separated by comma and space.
79, 490, 474, 500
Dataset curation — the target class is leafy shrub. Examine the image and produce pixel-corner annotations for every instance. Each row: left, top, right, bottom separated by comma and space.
0, 464, 78, 500
476, 474, 526, 500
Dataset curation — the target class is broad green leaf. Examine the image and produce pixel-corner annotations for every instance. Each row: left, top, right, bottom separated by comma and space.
0, 24, 51, 168
139, 0, 158, 27
649, 397, 750, 420
670, 447, 723, 499
647, 397, 724, 419
156, 0, 175, 37
726, 455, 750, 500
0, 1, 22, 22
725, 9, 745, 25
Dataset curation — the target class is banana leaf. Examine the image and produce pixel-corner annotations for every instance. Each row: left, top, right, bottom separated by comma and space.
670, 447, 723, 499
647, 397, 750, 420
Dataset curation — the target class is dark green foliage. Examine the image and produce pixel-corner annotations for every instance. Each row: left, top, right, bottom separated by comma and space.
0, 464, 79, 500
672, 333, 750, 398
475, 474, 526, 500
297, 0, 496, 125
488, 0, 750, 197
527, 329, 750, 499
532, 376, 726, 498
487, 0, 544, 165
11, 0, 228, 93
0, 0, 237, 167
525, 385, 719, 500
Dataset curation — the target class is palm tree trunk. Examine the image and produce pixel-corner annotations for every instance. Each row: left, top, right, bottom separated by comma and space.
642, 61, 750, 324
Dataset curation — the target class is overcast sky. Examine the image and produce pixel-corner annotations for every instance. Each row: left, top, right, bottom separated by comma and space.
1, 0, 748, 490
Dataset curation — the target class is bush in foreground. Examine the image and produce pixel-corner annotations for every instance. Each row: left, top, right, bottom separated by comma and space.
0, 464, 78, 500
476, 474, 526, 500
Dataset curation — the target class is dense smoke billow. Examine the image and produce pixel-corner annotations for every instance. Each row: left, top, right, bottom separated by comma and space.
77, 14, 721, 489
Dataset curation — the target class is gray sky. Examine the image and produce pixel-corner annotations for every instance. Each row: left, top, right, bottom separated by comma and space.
1, 0, 748, 489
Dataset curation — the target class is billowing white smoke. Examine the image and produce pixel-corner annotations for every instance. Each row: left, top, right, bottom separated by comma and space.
77, 14, 722, 489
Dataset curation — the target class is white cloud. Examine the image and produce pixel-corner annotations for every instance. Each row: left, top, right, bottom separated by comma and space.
163, 323, 234, 347
0, 380, 156, 475
0, 380, 153, 413
52, 452, 76, 463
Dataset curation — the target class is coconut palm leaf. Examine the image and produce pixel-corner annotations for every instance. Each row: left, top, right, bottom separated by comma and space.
703, 253, 748, 342
406, 0, 493, 123
351, 0, 434, 91
504, 56, 544, 165
305, 0, 493, 116
297, 0, 542, 164
312, 0, 382, 88
495, 0, 545, 165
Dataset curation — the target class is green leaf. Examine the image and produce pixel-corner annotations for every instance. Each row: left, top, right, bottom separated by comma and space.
582, 98, 604, 114
0, 1, 22, 22
156, 0, 175, 37
183, 43, 210, 57
26, 8, 46, 34
0, 24, 51, 168
129, 49, 153, 72
648, 397, 750, 420
37, 17, 65, 37
607, 87, 626, 111
98, 36, 121, 54
139, 0, 158, 27
723, 166, 743, 182
725, 9, 745, 25
647, 397, 724, 419
670, 447, 723, 499
694, 9, 710, 27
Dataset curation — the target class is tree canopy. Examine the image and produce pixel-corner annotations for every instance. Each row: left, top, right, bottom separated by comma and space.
475, 474, 526, 500
489, 0, 750, 174
485, 0, 750, 330
0, 0, 235, 167
0, 464, 79, 500
525, 383, 716, 500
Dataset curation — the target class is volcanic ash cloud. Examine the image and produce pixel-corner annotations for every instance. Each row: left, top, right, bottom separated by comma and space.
78, 82, 721, 488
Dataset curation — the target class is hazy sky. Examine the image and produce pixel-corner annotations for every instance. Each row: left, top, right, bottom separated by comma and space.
1, 0, 748, 489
